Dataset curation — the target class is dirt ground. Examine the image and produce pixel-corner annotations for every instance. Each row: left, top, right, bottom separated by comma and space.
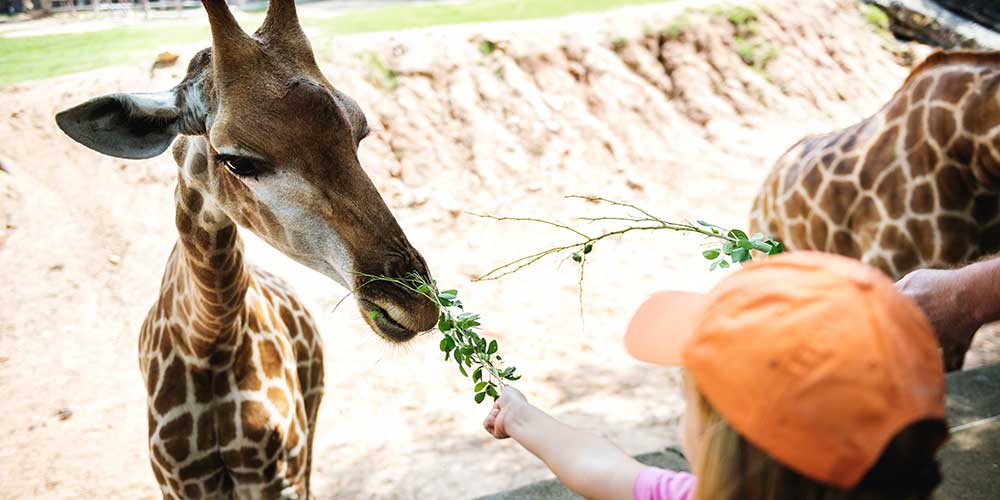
1, 0, 998, 499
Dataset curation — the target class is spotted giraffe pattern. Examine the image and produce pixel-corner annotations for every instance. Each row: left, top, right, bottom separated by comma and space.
751, 50, 1000, 370
138, 167, 324, 499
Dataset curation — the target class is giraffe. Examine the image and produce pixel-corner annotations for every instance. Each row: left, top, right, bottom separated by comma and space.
54, 1, 440, 498
750, 50, 1000, 371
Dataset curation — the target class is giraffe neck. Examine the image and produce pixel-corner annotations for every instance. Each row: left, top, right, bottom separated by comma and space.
164, 138, 250, 359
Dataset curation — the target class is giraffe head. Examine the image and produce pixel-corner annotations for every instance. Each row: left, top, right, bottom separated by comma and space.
54, 0, 438, 342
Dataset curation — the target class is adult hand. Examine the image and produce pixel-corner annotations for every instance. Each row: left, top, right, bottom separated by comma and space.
483, 385, 528, 439
896, 267, 980, 370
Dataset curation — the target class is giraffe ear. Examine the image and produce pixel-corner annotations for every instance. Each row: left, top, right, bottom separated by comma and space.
55, 91, 182, 160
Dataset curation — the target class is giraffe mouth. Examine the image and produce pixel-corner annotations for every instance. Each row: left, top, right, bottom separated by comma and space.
357, 298, 418, 342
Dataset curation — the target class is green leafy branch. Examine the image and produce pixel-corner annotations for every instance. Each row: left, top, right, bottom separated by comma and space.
473, 195, 784, 280
357, 273, 520, 404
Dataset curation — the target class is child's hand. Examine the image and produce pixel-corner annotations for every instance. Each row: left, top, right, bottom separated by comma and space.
483, 385, 528, 439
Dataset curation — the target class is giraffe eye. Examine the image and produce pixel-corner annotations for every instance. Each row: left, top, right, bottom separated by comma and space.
217, 155, 261, 177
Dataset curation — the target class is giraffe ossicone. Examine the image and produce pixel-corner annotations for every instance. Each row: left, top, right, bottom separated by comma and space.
55, 0, 439, 497
751, 49, 1000, 371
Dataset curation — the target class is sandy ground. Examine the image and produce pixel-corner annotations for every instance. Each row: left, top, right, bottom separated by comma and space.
1, 0, 998, 498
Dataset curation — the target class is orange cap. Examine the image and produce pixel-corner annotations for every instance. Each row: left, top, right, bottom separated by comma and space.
625, 251, 945, 489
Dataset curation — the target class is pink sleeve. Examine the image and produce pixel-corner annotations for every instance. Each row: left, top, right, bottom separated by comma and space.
632, 467, 696, 500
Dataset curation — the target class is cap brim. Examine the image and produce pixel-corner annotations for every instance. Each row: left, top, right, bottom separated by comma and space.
625, 291, 708, 365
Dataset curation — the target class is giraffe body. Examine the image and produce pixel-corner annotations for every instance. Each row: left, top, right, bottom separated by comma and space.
140, 136, 327, 499
751, 50, 1000, 370
140, 264, 323, 498
54, 2, 438, 498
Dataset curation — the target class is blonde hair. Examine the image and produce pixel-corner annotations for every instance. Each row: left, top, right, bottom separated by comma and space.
689, 382, 947, 500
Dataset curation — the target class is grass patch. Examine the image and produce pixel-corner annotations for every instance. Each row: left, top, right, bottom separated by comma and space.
317, 0, 675, 35
0, 24, 209, 85
1, 0, 676, 85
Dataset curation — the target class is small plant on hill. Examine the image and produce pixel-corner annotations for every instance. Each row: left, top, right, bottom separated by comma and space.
707, 4, 779, 77
662, 12, 692, 40
360, 51, 400, 90
735, 38, 779, 73
725, 5, 760, 36
479, 39, 499, 56
859, 3, 890, 33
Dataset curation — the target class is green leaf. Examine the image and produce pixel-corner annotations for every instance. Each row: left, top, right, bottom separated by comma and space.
438, 315, 453, 332
458, 363, 469, 377
456, 312, 481, 328
488, 340, 498, 354
457, 312, 480, 321
702, 249, 721, 260
475, 382, 488, 392
439, 337, 453, 352
738, 239, 754, 250
367, 310, 382, 321
572, 252, 582, 263
475, 392, 486, 404
473, 367, 483, 382
718, 260, 730, 268
486, 385, 500, 398
710, 260, 720, 271
751, 232, 764, 242
508, 374, 522, 381
722, 241, 734, 255
439, 289, 458, 300
696, 220, 710, 226
728, 229, 749, 240
767, 241, 785, 255
583, 243, 594, 254
752, 241, 773, 253
417, 283, 432, 294
732, 247, 750, 263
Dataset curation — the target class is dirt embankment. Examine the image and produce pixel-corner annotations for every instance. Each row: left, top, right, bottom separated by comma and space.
0, 1, 991, 499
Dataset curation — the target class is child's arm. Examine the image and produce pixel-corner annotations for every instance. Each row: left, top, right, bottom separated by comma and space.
484, 387, 646, 500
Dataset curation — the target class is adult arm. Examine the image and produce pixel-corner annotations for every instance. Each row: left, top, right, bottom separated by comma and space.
896, 256, 1000, 368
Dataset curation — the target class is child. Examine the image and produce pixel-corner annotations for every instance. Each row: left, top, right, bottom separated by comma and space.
484, 252, 948, 500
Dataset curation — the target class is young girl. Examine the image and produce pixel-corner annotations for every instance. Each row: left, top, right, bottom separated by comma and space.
484, 252, 949, 500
